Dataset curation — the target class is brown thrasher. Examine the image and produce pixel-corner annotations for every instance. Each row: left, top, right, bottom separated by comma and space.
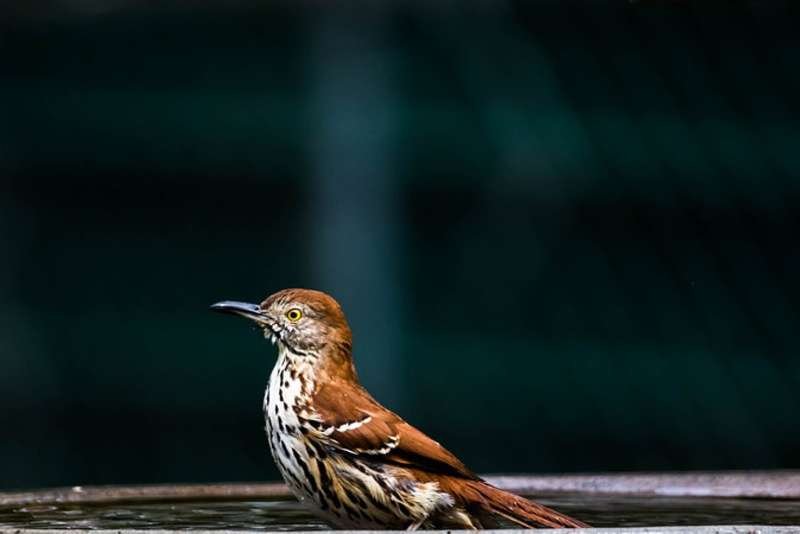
211, 288, 587, 530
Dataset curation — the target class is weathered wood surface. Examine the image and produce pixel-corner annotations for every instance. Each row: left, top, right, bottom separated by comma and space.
3, 527, 800, 534
1, 471, 799, 508
0, 483, 288, 508
486, 471, 800, 498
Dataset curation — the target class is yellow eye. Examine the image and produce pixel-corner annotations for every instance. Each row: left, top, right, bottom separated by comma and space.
286, 308, 303, 322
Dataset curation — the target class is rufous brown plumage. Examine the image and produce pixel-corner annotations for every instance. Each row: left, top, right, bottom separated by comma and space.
211, 288, 588, 529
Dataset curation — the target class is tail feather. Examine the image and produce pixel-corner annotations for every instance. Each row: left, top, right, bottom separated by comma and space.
459, 480, 589, 529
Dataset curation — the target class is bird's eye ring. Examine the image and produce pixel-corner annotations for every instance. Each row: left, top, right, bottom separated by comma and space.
286, 308, 303, 322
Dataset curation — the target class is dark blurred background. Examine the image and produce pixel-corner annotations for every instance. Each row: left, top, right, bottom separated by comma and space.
2, 0, 799, 491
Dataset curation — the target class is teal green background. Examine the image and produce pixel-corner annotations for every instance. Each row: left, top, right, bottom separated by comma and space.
2, 1, 799, 490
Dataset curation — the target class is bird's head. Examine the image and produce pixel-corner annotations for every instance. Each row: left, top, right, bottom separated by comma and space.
211, 289, 354, 370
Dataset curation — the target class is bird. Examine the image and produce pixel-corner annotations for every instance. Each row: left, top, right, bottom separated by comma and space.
211, 288, 588, 530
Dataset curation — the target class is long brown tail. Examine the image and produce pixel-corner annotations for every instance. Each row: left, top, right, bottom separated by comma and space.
458, 480, 589, 529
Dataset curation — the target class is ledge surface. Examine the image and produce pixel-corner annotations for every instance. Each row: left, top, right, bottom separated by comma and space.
3, 527, 800, 534
2, 471, 800, 508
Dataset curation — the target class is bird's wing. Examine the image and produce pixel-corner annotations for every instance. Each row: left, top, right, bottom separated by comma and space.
304, 381, 589, 528
303, 380, 480, 481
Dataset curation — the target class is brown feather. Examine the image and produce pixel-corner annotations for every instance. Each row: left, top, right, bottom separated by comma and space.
456, 479, 589, 529
310, 381, 588, 528
310, 380, 479, 479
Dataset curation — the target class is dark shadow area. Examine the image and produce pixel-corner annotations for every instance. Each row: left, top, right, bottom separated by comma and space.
1, 1, 799, 490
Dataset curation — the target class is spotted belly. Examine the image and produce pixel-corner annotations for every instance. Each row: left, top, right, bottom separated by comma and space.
264, 422, 457, 529
262, 363, 459, 529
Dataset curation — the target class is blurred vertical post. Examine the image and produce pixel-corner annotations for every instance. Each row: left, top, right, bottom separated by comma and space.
309, 8, 403, 407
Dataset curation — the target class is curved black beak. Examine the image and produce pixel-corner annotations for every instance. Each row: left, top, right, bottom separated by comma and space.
210, 300, 264, 322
